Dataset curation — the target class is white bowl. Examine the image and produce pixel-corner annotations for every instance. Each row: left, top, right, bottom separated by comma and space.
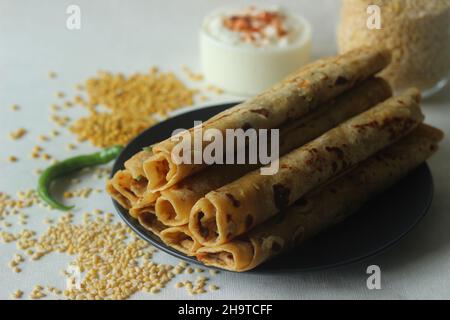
200, 9, 312, 96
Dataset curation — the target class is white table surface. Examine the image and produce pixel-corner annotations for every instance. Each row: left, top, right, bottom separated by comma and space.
1, 0, 449, 300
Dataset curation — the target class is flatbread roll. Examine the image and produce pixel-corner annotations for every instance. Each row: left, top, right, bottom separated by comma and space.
190, 89, 424, 246
108, 150, 159, 218
124, 150, 153, 179
137, 211, 167, 237
155, 78, 392, 226
160, 226, 202, 256
106, 179, 132, 209
144, 47, 391, 191
107, 170, 146, 209
129, 190, 159, 218
196, 124, 443, 271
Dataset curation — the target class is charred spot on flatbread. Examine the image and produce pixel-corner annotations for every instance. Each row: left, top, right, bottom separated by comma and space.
242, 122, 253, 131
271, 241, 282, 252
197, 212, 209, 238
273, 184, 291, 210
326, 146, 345, 159
335, 76, 349, 85
225, 193, 240, 207
332, 161, 338, 172
245, 215, 254, 229
250, 108, 270, 118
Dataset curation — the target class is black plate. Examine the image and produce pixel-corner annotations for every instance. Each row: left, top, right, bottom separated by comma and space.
111, 102, 434, 273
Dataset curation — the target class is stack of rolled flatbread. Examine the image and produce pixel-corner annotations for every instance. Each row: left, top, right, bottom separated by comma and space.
107, 47, 443, 272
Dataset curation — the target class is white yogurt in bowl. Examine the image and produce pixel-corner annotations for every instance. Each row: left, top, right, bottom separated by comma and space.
200, 5, 312, 95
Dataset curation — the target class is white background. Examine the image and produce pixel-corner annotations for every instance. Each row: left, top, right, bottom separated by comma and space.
0, 0, 449, 299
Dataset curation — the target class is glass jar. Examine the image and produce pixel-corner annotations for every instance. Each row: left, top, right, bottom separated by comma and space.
338, 0, 450, 97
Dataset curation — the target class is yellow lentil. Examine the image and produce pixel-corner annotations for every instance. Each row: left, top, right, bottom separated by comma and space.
69, 68, 197, 147
185, 267, 194, 274
71, 111, 156, 147
182, 65, 204, 81
11, 290, 24, 299
206, 85, 224, 94
38, 135, 49, 142
67, 143, 76, 150
1, 211, 200, 299
43, 217, 54, 224
55, 91, 65, 98
30, 152, 40, 159
33, 145, 43, 152
209, 269, 219, 276
9, 128, 27, 140
63, 101, 73, 108
50, 104, 60, 111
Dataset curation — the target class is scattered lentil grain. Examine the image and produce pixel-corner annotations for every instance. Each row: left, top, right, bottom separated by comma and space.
9, 128, 27, 140
186, 267, 194, 274
8, 156, 18, 163
11, 290, 23, 299
209, 269, 219, 276
38, 135, 49, 142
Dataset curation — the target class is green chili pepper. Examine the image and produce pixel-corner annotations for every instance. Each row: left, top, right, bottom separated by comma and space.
37, 145, 123, 211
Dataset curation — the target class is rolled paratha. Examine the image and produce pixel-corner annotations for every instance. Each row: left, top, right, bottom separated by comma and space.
190, 89, 424, 246
196, 124, 443, 271
155, 78, 392, 226
129, 190, 159, 218
144, 47, 391, 191
107, 170, 146, 208
124, 150, 153, 180
137, 211, 167, 237
160, 226, 202, 256
108, 150, 159, 218
106, 179, 132, 209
